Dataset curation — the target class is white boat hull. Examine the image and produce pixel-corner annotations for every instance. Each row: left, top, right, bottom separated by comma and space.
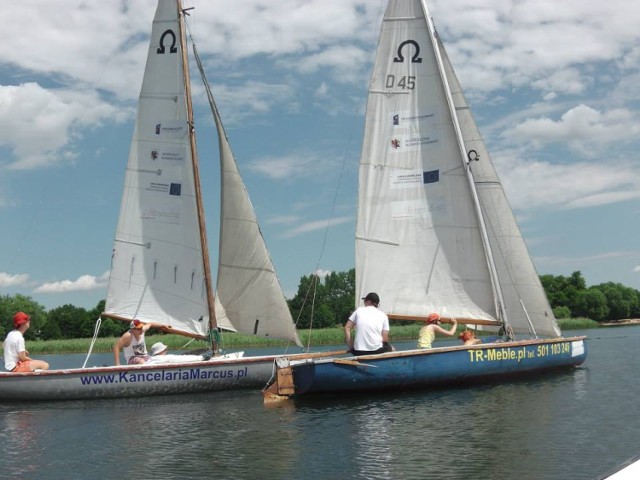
0, 350, 345, 401
0, 355, 275, 400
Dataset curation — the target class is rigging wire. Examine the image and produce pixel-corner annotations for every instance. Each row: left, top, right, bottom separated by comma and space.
293, 0, 388, 333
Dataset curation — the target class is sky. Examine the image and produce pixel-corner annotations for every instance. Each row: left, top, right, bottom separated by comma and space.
0, 0, 639, 313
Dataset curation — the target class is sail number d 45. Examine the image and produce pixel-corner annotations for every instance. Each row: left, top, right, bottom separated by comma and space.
386, 75, 415, 90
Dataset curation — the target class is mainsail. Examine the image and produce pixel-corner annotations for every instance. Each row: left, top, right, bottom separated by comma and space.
355, 0, 559, 337
105, 0, 302, 346
104, 0, 210, 337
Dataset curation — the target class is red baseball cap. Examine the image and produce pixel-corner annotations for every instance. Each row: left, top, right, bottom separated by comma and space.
426, 313, 440, 323
13, 311, 31, 328
130, 319, 143, 329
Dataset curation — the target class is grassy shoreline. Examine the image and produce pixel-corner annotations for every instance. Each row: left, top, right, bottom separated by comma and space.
10, 318, 603, 355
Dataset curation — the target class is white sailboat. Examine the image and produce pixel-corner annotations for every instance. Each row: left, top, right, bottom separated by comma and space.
265, 0, 587, 399
0, 0, 337, 401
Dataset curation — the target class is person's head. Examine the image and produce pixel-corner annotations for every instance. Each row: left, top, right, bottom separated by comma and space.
130, 319, 144, 335
13, 311, 31, 330
150, 342, 168, 356
425, 312, 440, 324
362, 292, 380, 307
459, 330, 474, 342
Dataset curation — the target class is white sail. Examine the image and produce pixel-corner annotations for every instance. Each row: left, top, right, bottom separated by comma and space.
105, 0, 302, 345
105, 0, 209, 337
439, 35, 560, 337
356, 0, 497, 322
356, 0, 560, 337
190, 46, 303, 346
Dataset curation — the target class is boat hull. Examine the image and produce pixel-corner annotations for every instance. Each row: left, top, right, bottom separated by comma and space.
0, 351, 342, 401
271, 337, 587, 397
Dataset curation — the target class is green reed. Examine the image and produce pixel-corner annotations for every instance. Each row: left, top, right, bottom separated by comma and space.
10, 318, 601, 355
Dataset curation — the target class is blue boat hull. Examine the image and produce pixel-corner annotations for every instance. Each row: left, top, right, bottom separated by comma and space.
275, 337, 587, 396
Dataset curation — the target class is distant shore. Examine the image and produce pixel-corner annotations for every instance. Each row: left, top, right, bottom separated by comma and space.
600, 319, 640, 327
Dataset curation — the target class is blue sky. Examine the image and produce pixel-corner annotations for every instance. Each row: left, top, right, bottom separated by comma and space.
1, 0, 639, 312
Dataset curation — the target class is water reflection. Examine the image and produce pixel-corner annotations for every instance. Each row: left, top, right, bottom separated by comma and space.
1, 409, 43, 478
0, 327, 638, 479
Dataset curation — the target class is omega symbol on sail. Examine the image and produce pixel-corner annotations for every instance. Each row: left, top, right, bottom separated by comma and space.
393, 40, 422, 63
157, 29, 178, 54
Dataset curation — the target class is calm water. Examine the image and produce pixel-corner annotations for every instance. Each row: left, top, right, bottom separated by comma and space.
0, 327, 638, 480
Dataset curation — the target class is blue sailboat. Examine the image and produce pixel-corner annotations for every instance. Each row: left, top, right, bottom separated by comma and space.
264, 0, 587, 400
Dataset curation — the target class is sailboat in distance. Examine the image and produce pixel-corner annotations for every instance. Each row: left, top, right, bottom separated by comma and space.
0, 0, 339, 401
264, 0, 587, 400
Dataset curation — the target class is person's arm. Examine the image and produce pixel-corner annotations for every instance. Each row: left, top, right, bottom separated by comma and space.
344, 320, 355, 350
382, 330, 389, 343
113, 333, 130, 366
435, 319, 458, 337
17, 350, 31, 362
143, 322, 171, 333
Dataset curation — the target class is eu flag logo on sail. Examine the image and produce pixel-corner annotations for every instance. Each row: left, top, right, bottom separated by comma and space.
423, 170, 439, 184
169, 183, 182, 196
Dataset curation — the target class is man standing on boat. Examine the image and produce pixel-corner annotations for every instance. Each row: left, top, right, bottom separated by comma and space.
3, 312, 50, 372
345, 292, 393, 356
113, 320, 161, 366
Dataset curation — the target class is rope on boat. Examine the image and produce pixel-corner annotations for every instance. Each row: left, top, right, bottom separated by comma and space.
82, 317, 102, 368
209, 328, 223, 354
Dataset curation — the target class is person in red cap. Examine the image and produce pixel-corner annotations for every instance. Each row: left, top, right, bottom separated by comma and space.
417, 313, 457, 349
345, 292, 394, 356
3, 312, 50, 372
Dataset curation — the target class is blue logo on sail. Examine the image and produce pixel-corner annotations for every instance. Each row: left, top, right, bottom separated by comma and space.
423, 169, 439, 184
169, 183, 182, 196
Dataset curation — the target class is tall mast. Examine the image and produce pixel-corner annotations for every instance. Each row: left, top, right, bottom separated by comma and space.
419, 0, 509, 330
176, 1, 218, 339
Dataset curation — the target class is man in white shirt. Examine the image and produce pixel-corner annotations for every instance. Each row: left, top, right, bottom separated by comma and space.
345, 292, 393, 356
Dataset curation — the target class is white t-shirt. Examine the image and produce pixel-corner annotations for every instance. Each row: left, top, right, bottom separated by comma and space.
3, 330, 26, 371
123, 332, 148, 363
348, 306, 390, 351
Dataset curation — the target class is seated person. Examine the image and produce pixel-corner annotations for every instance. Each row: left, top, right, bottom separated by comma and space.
145, 342, 211, 364
459, 330, 482, 346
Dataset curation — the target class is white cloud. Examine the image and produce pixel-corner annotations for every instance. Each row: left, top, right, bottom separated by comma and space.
281, 215, 352, 238
431, 0, 640, 93
539, 251, 635, 265
502, 104, 640, 154
265, 214, 300, 225
249, 151, 342, 180
0, 83, 128, 170
313, 269, 333, 279
495, 149, 640, 212
34, 272, 109, 294
0, 272, 30, 288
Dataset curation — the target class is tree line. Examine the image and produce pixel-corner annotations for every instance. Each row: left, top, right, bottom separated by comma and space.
1, 270, 638, 340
